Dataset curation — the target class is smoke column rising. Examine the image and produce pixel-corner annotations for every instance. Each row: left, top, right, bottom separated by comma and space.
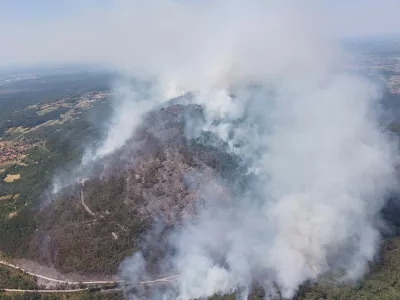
161, 76, 395, 299
109, 2, 396, 299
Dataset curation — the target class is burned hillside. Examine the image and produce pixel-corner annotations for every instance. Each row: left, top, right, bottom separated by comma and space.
31, 104, 241, 275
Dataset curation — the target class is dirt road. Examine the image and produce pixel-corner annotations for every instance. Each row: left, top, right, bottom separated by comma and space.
0, 260, 122, 285
140, 275, 180, 284
0, 259, 178, 292
81, 187, 95, 216
0, 180, 179, 293
80, 179, 96, 216
3, 288, 88, 293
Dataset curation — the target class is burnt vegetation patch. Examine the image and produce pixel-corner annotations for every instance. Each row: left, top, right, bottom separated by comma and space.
31, 104, 242, 276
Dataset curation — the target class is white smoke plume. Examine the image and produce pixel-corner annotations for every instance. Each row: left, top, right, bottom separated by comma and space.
105, 2, 394, 299
50, 79, 168, 194
166, 75, 396, 299
8, 0, 396, 298
83, 80, 165, 162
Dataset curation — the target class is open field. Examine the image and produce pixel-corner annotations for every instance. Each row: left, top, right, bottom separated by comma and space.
8, 212, 18, 218
3, 174, 20, 183
37, 106, 58, 116
5, 127, 26, 135
0, 195, 13, 201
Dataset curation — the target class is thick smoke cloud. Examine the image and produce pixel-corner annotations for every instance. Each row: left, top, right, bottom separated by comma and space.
19, 0, 396, 298
166, 76, 395, 299
117, 74, 394, 299
107, 2, 394, 299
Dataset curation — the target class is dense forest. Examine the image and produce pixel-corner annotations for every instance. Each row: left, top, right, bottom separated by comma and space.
27, 105, 243, 275
0, 105, 109, 259
3, 107, 70, 130
0, 265, 38, 290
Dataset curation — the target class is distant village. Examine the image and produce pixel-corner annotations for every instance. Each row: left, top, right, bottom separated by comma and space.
0, 139, 36, 163
0, 91, 110, 165
356, 55, 400, 95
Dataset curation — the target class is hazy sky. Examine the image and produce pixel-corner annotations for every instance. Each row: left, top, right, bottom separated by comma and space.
319, 0, 400, 38
0, 0, 399, 68
1, 0, 398, 37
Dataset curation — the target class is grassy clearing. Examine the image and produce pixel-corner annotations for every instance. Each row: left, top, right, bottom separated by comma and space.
0, 141, 10, 147
3, 174, 21, 183
8, 212, 18, 218
0, 194, 20, 202
5, 126, 28, 134
37, 106, 57, 116
0, 264, 38, 290
0, 195, 13, 201
0, 161, 18, 169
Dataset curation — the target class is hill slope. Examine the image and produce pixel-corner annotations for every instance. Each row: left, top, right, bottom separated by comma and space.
31, 104, 240, 276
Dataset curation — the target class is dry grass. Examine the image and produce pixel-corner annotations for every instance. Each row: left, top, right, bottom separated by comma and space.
37, 106, 57, 116
0, 141, 10, 148
76, 99, 95, 108
30, 118, 67, 131
8, 211, 18, 218
3, 174, 21, 183
0, 169, 5, 174
0, 161, 17, 169
6, 120, 58, 135
5, 126, 28, 134
0, 195, 13, 201
60, 109, 75, 122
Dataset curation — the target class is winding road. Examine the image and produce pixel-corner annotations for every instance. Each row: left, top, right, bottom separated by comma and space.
0, 180, 180, 294
0, 260, 179, 293
81, 187, 96, 216
2, 288, 88, 293
0, 260, 123, 285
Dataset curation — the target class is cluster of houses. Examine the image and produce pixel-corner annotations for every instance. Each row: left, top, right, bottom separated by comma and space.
0, 142, 30, 163
390, 87, 400, 94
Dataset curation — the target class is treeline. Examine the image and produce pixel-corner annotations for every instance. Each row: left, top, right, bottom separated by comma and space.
4, 107, 70, 131
0, 72, 111, 125
0, 265, 38, 290
33, 176, 150, 275
296, 238, 400, 299
206, 287, 265, 300
0, 291, 124, 300
207, 238, 400, 300
0, 115, 104, 259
